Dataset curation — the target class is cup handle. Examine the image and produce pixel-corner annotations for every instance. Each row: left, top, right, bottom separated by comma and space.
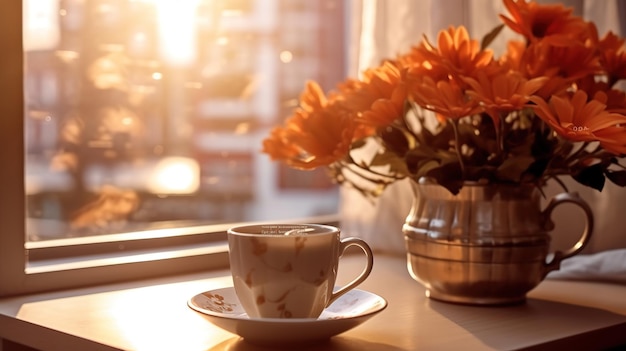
326, 237, 374, 307
542, 192, 594, 277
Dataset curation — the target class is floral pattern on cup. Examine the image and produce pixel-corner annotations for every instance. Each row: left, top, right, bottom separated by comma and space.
200, 292, 236, 313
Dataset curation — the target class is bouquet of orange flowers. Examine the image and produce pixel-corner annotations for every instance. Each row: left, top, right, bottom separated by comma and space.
263, 0, 626, 197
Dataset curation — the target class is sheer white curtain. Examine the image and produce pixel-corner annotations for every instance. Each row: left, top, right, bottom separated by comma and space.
341, 0, 626, 255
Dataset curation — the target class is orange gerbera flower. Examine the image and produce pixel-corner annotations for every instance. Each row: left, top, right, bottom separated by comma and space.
518, 39, 600, 86
338, 61, 407, 128
498, 40, 571, 98
262, 126, 301, 162
591, 126, 626, 155
261, 0, 626, 198
299, 78, 327, 111
498, 40, 525, 71
597, 31, 626, 83
262, 81, 364, 169
605, 91, 626, 115
529, 90, 626, 154
396, 44, 430, 69
576, 77, 626, 114
359, 86, 407, 127
500, 0, 593, 44
407, 69, 482, 119
417, 26, 493, 78
463, 69, 547, 125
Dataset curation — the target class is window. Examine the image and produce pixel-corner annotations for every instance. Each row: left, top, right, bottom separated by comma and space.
0, 0, 346, 296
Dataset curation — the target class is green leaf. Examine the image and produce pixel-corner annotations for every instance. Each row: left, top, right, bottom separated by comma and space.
413, 159, 441, 179
524, 158, 550, 180
351, 138, 368, 149
572, 164, 606, 191
369, 151, 399, 166
496, 156, 536, 182
370, 151, 410, 176
606, 170, 626, 187
405, 146, 438, 160
380, 126, 413, 155
481, 24, 505, 50
425, 162, 464, 195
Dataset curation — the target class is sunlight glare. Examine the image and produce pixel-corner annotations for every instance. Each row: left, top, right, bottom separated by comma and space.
105, 278, 232, 351
23, 0, 61, 51
154, 0, 199, 66
148, 157, 200, 194
279, 50, 293, 63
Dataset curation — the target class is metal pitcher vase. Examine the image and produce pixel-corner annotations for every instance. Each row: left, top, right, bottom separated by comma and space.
403, 178, 593, 305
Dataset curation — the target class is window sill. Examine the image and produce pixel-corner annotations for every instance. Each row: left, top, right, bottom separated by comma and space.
1, 254, 626, 351
26, 241, 228, 274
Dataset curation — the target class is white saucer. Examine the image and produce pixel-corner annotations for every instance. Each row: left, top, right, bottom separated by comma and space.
187, 286, 387, 345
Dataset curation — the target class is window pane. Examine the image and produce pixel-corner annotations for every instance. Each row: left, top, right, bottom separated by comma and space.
24, 0, 344, 242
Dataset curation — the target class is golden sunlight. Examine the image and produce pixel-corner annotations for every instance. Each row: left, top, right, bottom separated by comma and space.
147, 157, 200, 194
153, 0, 200, 66
105, 278, 233, 350
23, 0, 60, 51
280, 50, 294, 63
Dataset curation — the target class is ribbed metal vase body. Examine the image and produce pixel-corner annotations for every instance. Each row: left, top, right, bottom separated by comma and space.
403, 181, 553, 305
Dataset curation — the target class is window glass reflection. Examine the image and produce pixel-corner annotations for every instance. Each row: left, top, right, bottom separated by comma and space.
25, 0, 344, 240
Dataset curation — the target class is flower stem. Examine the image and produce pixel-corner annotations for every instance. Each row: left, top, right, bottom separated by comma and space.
495, 112, 505, 162
341, 159, 402, 182
450, 119, 466, 177
565, 141, 590, 164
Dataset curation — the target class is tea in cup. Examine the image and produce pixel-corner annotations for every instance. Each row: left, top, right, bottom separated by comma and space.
227, 223, 373, 318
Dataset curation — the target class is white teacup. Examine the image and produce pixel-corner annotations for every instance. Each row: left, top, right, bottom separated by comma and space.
227, 223, 373, 319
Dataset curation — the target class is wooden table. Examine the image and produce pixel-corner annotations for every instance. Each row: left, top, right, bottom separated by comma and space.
1, 254, 626, 350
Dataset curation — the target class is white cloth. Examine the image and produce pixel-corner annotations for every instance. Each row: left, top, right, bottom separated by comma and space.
547, 249, 626, 284
339, 180, 411, 255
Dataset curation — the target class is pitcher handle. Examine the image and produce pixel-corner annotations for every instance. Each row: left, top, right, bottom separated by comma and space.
542, 192, 594, 276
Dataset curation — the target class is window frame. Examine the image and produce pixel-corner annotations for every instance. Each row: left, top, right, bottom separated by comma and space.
0, 27, 234, 297
0, 0, 30, 297
0, 1, 341, 297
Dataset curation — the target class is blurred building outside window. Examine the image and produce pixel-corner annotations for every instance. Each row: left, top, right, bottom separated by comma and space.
24, 0, 345, 246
